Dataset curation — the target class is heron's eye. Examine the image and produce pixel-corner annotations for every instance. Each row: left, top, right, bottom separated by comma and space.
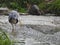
14, 15, 16, 17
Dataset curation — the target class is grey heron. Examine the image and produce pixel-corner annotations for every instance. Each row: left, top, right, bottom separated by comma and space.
8, 10, 19, 33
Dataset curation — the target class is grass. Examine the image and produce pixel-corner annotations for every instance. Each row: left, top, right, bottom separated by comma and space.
0, 28, 12, 45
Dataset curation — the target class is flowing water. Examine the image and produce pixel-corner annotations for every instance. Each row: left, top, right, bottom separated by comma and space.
0, 15, 60, 45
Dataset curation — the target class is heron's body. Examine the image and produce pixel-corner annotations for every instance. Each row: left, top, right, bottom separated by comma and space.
9, 10, 19, 24
9, 17, 18, 24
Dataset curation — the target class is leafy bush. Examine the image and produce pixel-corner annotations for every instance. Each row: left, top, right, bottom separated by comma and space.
0, 0, 42, 12
0, 0, 60, 15
38, 0, 60, 15
51, 0, 60, 15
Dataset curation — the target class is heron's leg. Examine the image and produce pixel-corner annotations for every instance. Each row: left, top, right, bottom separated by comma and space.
14, 24, 16, 31
12, 24, 14, 33
12, 24, 17, 36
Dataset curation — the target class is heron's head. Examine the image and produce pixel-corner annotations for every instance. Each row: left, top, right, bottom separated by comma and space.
9, 10, 19, 19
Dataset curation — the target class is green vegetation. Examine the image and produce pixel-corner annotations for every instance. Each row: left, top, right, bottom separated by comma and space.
39, 0, 60, 15
0, 0, 60, 15
0, 28, 12, 45
51, 0, 60, 15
